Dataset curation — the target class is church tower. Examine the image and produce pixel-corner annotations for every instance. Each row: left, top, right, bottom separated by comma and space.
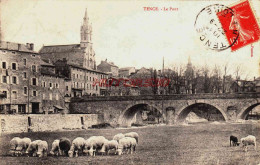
80, 8, 96, 70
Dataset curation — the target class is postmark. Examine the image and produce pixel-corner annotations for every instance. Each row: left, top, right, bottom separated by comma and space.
195, 4, 239, 51
217, 0, 260, 51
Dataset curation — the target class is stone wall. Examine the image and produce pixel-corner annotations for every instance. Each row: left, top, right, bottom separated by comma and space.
0, 114, 102, 133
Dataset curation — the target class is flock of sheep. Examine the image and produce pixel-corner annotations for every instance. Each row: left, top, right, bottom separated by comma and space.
230, 135, 257, 152
8, 132, 257, 158
9, 132, 139, 157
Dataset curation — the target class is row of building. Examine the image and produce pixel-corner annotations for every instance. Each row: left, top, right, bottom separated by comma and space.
0, 9, 111, 114
0, 9, 159, 114
1, 8, 259, 115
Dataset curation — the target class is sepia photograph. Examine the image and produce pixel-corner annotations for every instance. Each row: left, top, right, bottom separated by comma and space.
0, 0, 260, 164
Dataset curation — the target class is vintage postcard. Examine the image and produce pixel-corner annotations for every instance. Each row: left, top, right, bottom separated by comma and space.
0, 0, 260, 164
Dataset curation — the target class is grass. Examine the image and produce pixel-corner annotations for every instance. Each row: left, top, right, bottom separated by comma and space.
1, 123, 260, 165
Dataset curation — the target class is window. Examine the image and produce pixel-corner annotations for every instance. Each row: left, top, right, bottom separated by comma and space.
12, 91, 17, 99
32, 65, 36, 72
43, 82, 46, 87
23, 72, 27, 79
77, 74, 78, 79
2, 76, 7, 83
96, 86, 98, 91
24, 87, 27, 95
33, 91, 37, 96
18, 105, 26, 113
66, 86, 69, 91
87, 84, 89, 89
73, 74, 75, 79
32, 78, 37, 85
49, 93, 52, 100
12, 63, 17, 70
2, 62, 6, 69
3, 91, 7, 98
0, 105, 4, 113
12, 76, 17, 84
87, 76, 88, 80
56, 83, 59, 88
49, 83, 52, 88
90, 77, 91, 81
23, 59, 26, 66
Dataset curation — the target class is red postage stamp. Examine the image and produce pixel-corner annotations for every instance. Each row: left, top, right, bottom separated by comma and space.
217, 0, 260, 51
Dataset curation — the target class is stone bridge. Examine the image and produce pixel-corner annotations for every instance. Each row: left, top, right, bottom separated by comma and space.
69, 93, 260, 127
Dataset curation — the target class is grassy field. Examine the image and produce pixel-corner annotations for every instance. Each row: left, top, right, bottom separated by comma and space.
1, 123, 260, 165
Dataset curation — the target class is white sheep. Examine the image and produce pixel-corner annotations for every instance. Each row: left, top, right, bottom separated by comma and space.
50, 139, 60, 156
117, 137, 137, 155
84, 136, 107, 156
68, 137, 86, 157
125, 132, 139, 144
37, 141, 48, 157
100, 139, 119, 155
9, 137, 21, 156
113, 133, 125, 142
241, 135, 257, 152
15, 137, 31, 156
26, 140, 42, 157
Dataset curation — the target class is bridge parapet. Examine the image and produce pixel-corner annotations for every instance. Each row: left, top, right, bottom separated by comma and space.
71, 92, 260, 102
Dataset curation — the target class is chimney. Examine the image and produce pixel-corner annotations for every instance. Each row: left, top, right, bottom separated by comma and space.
30, 43, 34, 50
26, 43, 30, 49
18, 44, 21, 50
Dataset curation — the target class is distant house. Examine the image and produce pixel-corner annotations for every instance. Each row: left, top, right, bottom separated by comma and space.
106, 77, 140, 96
97, 59, 119, 77
229, 80, 256, 93
254, 77, 260, 92
119, 67, 135, 78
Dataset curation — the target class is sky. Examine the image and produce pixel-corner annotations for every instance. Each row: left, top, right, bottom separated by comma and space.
1, 0, 259, 79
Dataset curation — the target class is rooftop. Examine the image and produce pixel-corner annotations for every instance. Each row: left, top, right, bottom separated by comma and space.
39, 44, 81, 53
0, 41, 37, 53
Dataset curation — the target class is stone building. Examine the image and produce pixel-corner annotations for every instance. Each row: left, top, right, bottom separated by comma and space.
40, 62, 67, 113
0, 41, 42, 114
54, 59, 108, 97
106, 77, 140, 96
119, 67, 135, 78
97, 59, 119, 77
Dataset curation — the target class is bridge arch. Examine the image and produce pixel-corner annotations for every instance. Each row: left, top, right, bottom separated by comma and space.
237, 100, 260, 119
176, 102, 228, 123
118, 102, 163, 127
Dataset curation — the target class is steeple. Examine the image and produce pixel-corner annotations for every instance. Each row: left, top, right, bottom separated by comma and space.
83, 8, 89, 26
81, 8, 91, 47
188, 56, 191, 65
80, 8, 95, 70
162, 56, 164, 76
